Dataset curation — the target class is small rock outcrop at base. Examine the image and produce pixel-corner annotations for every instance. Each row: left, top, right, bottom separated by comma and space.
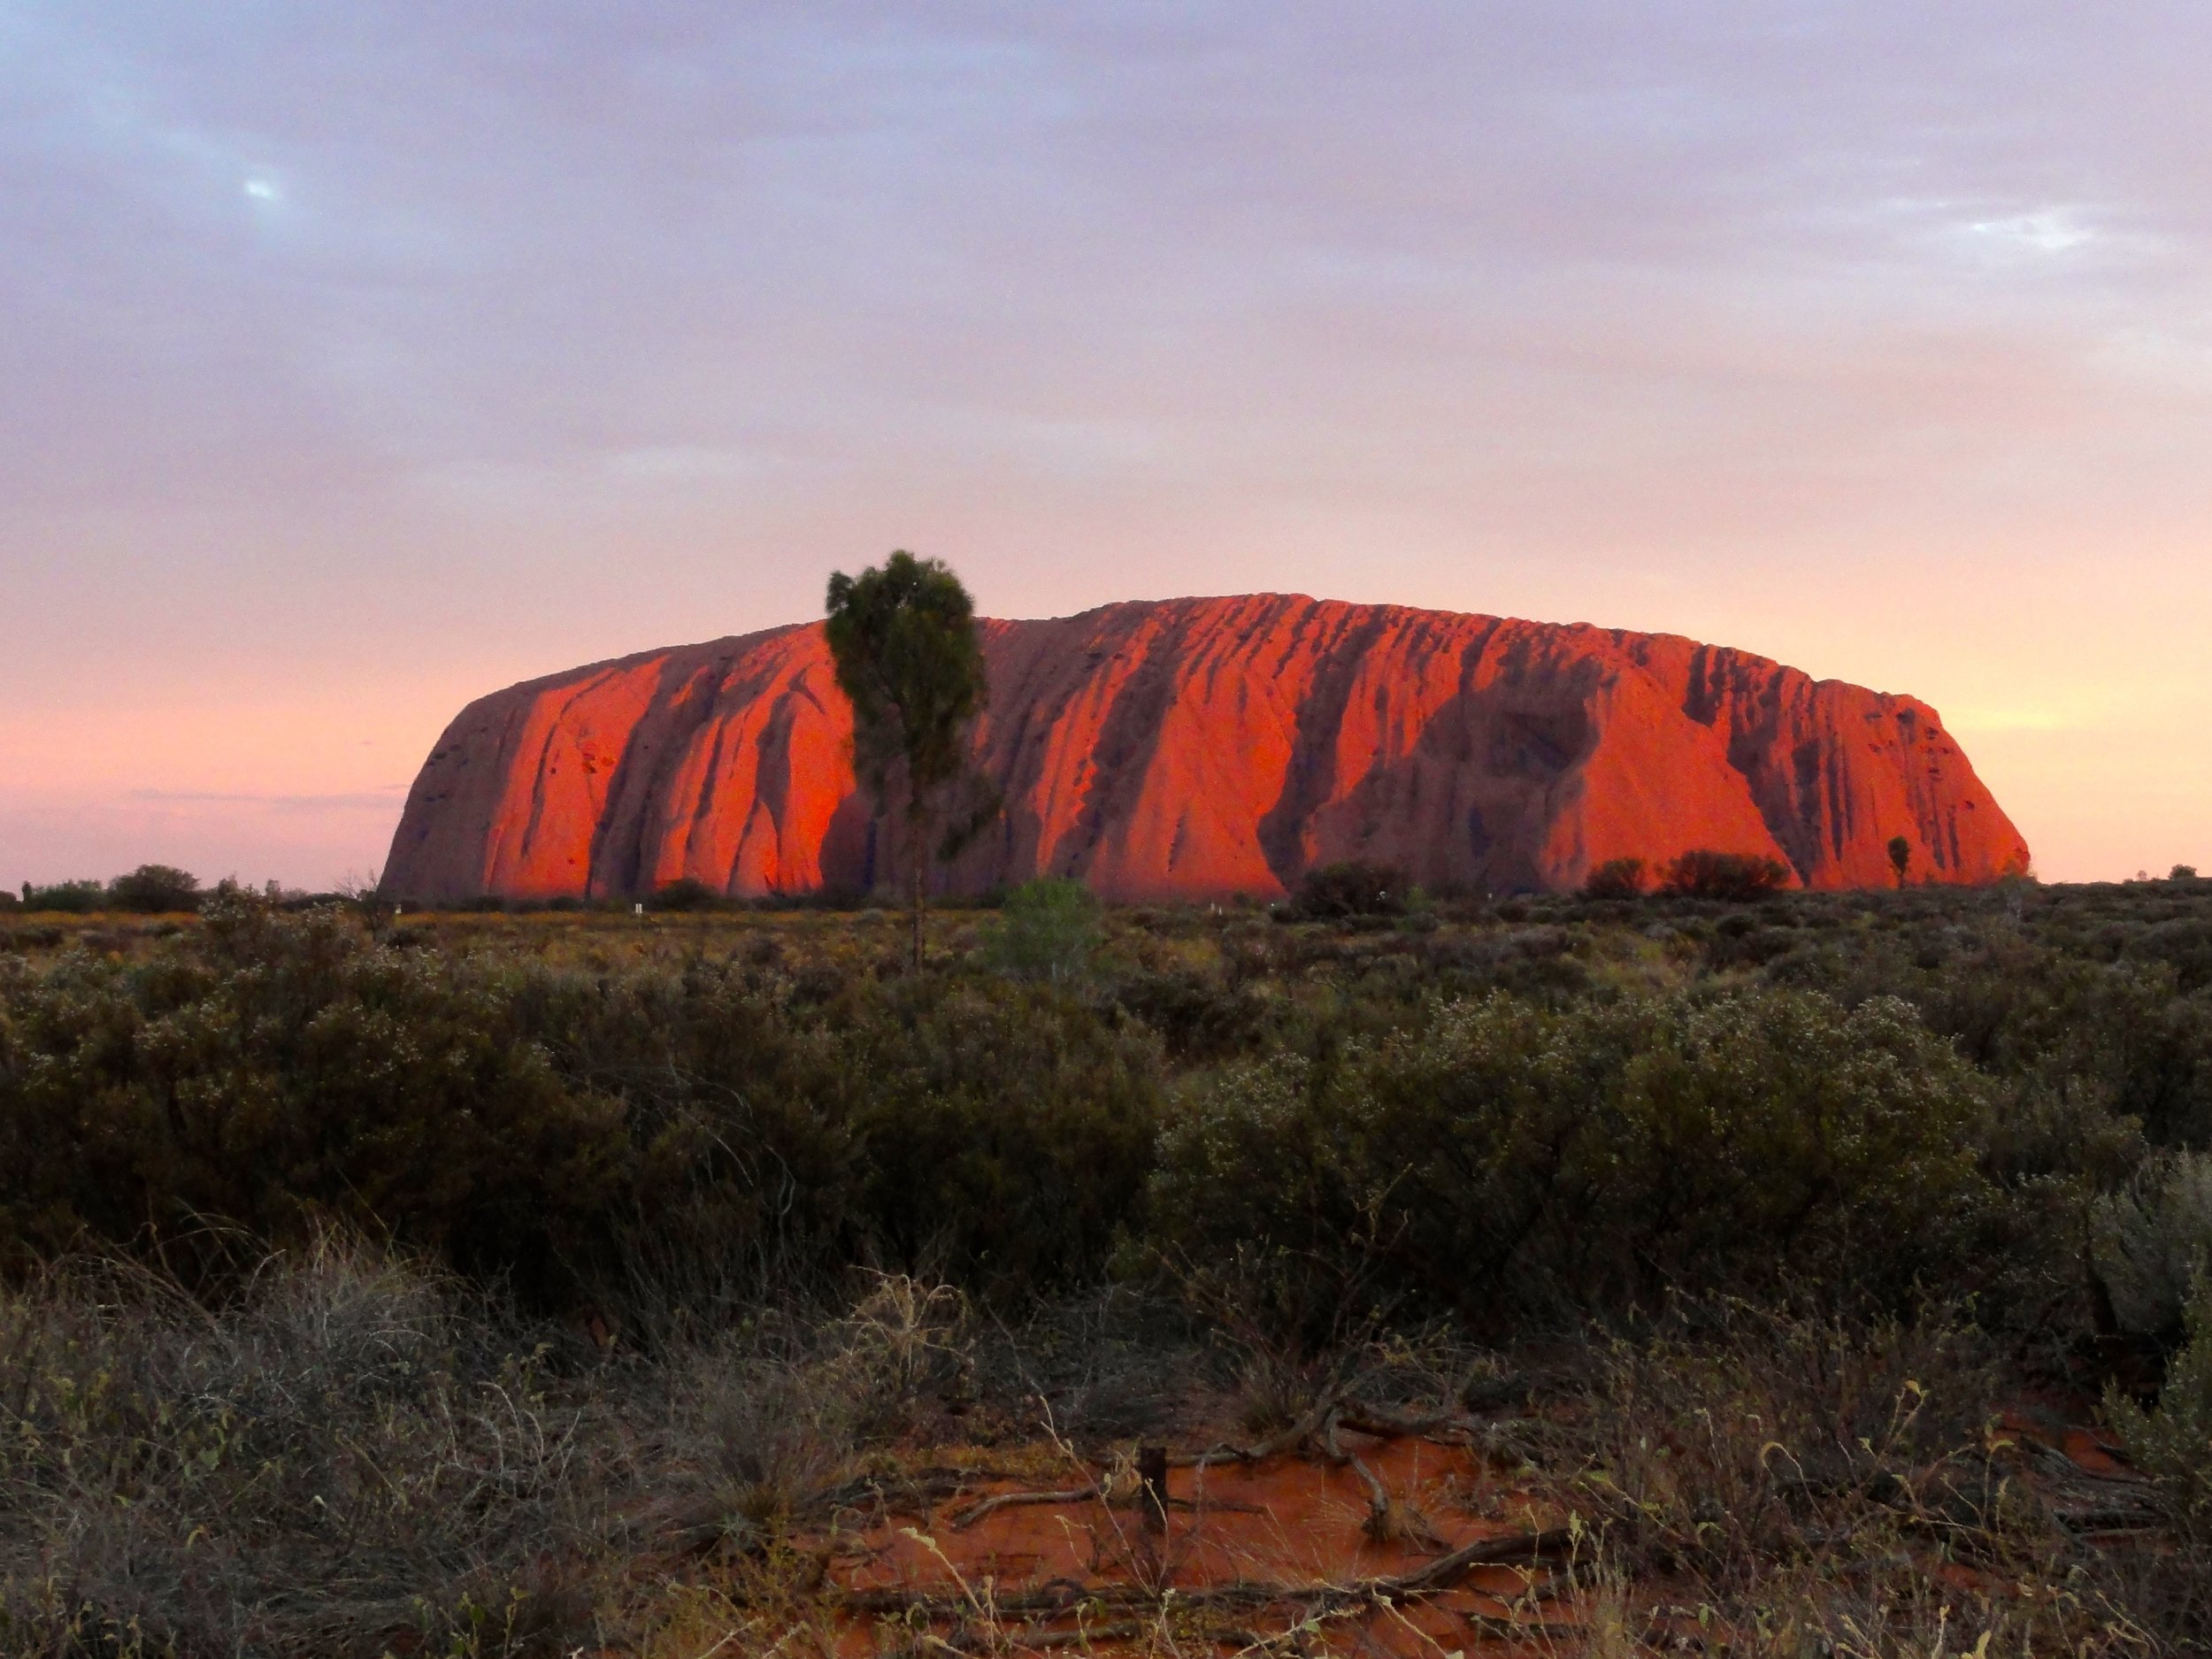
381, 594, 2030, 902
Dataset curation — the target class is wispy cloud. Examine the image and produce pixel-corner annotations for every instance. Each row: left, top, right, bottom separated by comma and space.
3, 3, 2209, 881
129, 788, 407, 812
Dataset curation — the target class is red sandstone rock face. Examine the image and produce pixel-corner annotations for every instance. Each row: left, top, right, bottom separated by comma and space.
381, 595, 2031, 902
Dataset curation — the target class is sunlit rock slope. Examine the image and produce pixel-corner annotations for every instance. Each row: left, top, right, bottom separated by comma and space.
382, 595, 2029, 902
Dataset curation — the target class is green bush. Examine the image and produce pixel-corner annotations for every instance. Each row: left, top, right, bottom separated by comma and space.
107, 864, 203, 914
0, 895, 1164, 1311
0, 895, 629, 1295
20, 879, 105, 913
983, 878, 1102, 985
1151, 987, 1995, 1332
2093, 1150, 2212, 1340
830, 980, 1161, 1296
2110, 1279, 2212, 1539
3, 878, 2207, 1336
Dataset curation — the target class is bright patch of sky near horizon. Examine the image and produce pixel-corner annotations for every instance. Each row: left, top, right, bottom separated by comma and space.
2, 2, 2208, 888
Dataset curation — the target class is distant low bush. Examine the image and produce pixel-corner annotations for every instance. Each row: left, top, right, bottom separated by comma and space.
20, 879, 105, 913
1664, 849, 1792, 900
1584, 856, 1647, 899
983, 878, 1102, 985
107, 863, 203, 914
646, 877, 720, 912
1293, 860, 1408, 919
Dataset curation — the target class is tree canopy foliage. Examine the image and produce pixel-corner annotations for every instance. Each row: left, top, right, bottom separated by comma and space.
824, 551, 992, 967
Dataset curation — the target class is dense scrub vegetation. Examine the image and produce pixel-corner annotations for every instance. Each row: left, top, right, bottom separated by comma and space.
5, 873, 2212, 1652
8, 875, 2210, 1325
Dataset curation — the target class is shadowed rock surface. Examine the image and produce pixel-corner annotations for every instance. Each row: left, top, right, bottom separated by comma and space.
381, 595, 2030, 902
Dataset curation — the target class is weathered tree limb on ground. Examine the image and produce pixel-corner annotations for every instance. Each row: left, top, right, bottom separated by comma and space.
1156, 1388, 1487, 1480
950, 1485, 1268, 1530
1174, 1390, 1341, 1470
949, 1486, 1102, 1530
907, 1620, 1146, 1653
834, 1524, 1571, 1619
1335, 1402, 1479, 1440
806, 1464, 1023, 1521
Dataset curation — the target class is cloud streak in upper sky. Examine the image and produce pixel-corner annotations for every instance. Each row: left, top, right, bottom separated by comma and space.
2, 2, 2208, 883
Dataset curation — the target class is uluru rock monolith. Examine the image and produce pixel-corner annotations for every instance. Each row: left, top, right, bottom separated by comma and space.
381, 595, 2029, 902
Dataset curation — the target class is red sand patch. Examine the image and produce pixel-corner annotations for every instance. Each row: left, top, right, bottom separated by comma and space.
822, 1430, 1587, 1654
773, 1402, 2158, 1655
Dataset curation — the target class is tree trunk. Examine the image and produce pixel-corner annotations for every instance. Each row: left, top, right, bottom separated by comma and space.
908, 806, 925, 974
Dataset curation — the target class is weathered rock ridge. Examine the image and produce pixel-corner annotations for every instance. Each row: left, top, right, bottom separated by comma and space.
382, 595, 2030, 902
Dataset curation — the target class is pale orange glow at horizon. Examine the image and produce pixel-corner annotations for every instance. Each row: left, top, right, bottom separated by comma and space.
3, 4, 2208, 890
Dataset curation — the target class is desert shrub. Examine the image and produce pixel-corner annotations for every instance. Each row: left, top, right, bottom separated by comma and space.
1292, 860, 1408, 919
107, 863, 203, 914
2111, 1279, 2212, 1552
21, 879, 105, 913
982, 877, 1101, 984
0, 895, 629, 1297
0, 1240, 611, 1658
646, 876, 718, 912
2092, 1150, 2212, 1340
1768, 923, 2212, 1148
1107, 964, 1279, 1063
2126, 914, 2212, 995
1664, 849, 1792, 900
512, 956, 1164, 1310
1583, 856, 1647, 900
1553, 1307, 2008, 1589
1524, 1305, 2158, 1654
1151, 987, 1995, 1332
824, 979, 1163, 1297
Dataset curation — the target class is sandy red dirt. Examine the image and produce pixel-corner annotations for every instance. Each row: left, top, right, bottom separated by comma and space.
822, 1429, 1591, 1655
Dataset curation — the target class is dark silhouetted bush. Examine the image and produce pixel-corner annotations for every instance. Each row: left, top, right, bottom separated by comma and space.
1664, 849, 1793, 900
1584, 856, 1647, 899
107, 864, 203, 914
646, 877, 719, 912
20, 879, 104, 913
1293, 860, 1408, 919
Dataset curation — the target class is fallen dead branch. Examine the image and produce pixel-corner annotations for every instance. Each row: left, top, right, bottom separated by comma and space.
1175, 1389, 1341, 1471
949, 1485, 1102, 1529
833, 1524, 1571, 1619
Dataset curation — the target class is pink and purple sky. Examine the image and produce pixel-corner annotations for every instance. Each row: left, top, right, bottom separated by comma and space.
3, 3, 2208, 890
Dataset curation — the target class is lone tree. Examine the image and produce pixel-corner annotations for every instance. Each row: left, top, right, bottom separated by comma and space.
108, 864, 203, 914
1887, 835, 1912, 888
825, 551, 993, 970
